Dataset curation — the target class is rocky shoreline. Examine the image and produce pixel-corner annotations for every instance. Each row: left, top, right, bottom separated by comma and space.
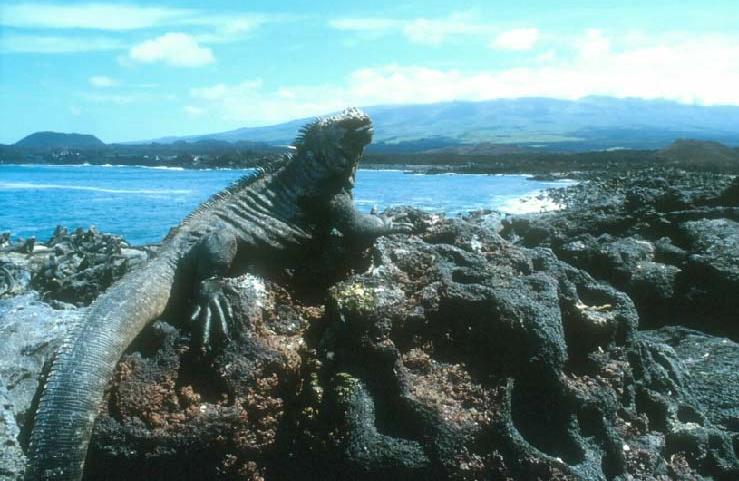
1, 168, 738, 480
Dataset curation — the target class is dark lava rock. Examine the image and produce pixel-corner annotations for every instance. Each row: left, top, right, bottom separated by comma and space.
1, 226, 150, 307
557, 234, 656, 286
84, 274, 323, 481
31, 226, 150, 306
67, 209, 737, 481
627, 262, 681, 323
670, 219, 739, 337
503, 169, 739, 338
642, 327, 739, 432
307, 231, 638, 480
636, 327, 739, 479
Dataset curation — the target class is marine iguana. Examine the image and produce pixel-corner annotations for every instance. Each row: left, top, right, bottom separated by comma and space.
25, 107, 408, 481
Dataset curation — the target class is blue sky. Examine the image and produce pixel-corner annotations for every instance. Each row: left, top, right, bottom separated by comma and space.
1, 1, 738, 143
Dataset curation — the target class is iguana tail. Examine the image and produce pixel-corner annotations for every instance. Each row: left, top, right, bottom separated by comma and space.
25, 255, 177, 481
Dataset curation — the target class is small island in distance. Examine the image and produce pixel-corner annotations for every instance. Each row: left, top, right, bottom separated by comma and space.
14, 131, 106, 149
3, 97, 739, 175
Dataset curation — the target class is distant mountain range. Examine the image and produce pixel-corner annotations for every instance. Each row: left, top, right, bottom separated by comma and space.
145, 96, 739, 152
9, 97, 739, 153
15, 132, 105, 149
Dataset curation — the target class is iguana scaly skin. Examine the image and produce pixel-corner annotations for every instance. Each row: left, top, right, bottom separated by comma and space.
25, 108, 407, 480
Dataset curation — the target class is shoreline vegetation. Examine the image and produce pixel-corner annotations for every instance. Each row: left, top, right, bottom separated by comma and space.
2, 137, 738, 177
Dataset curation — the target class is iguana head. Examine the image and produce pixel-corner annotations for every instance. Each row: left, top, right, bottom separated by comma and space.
293, 107, 373, 174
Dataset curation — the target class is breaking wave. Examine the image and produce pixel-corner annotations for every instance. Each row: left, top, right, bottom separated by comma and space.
0, 182, 191, 195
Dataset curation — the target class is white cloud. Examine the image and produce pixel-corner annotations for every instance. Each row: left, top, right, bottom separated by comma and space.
577, 29, 610, 59
2, 3, 268, 55
329, 18, 400, 32
128, 33, 215, 67
89, 75, 118, 88
347, 34, 739, 106
81, 93, 136, 105
79, 90, 176, 105
188, 79, 340, 125
1, 3, 268, 53
0, 34, 125, 53
330, 12, 485, 45
190, 14, 268, 44
1, 3, 267, 32
186, 31, 739, 126
190, 81, 263, 100
184, 105, 205, 117
491, 28, 540, 51
402, 13, 480, 45
2, 3, 194, 30
536, 50, 557, 63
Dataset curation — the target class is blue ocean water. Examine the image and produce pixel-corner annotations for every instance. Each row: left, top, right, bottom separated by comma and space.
0, 165, 573, 245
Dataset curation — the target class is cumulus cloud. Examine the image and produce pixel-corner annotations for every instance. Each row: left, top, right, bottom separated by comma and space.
128, 33, 215, 67
89, 75, 118, 88
349, 34, 739, 105
491, 28, 540, 51
186, 30, 739, 125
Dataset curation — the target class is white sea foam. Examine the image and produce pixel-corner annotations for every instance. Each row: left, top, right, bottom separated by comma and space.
0, 182, 191, 195
140, 165, 186, 171
359, 168, 412, 173
498, 191, 564, 214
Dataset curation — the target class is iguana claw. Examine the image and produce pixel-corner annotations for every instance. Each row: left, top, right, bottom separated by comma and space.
381, 214, 414, 234
191, 277, 235, 352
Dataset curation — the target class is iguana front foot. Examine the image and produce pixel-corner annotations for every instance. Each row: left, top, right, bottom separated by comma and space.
379, 213, 413, 234
191, 277, 236, 352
